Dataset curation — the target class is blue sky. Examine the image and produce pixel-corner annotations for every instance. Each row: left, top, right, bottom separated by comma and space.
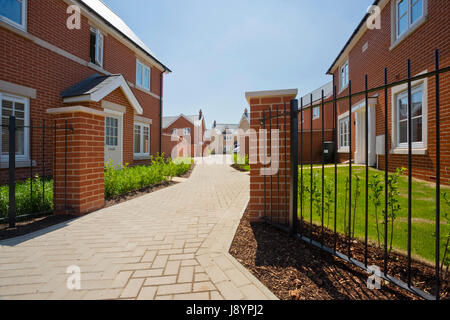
104, 0, 374, 127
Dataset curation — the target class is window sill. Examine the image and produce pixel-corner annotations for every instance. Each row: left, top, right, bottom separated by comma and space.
0, 160, 37, 169
390, 16, 427, 51
87, 62, 108, 75
338, 147, 350, 154
339, 84, 348, 94
390, 148, 427, 155
134, 155, 151, 161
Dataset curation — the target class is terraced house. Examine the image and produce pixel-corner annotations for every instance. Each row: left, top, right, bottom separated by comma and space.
329, 0, 449, 183
0, 0, 171, 213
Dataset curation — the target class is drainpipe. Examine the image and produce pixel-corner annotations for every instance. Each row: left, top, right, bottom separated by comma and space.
159, 67, 166, 154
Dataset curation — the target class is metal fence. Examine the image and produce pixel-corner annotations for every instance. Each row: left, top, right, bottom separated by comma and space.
260, 49, 449, 300
0, 116, 72, 228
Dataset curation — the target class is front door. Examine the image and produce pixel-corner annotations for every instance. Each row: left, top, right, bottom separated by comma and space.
354, 106, 376, 166
104, 114, 123, 166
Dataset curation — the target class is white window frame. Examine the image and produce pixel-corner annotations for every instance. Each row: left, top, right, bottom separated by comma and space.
0, 0, 27, 31
91, 27, 104, 67
134, 122, 150, 157
340, 60, 349, 91
183, 127, 191, 136
338, 112, 350, 153
0, 92, 30, 162
390, 72, 428, 154
172, 128, 178, 135
136, 59, 151, 91
391, 0, 427, 48
395, 85, 424, 148
312, 107, 320, 120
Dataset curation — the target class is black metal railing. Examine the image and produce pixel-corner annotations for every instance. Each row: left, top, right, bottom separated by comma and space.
260, 49, 449, 300
0, 116, 72, 228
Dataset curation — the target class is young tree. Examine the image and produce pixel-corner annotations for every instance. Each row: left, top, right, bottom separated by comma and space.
369, 174, 384, 248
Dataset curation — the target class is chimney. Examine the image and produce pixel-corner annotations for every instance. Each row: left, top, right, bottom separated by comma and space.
213, 120, 216, 128
199, 109, 203, 120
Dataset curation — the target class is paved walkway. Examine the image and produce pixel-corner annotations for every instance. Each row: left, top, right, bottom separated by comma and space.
0, 156, 277, 300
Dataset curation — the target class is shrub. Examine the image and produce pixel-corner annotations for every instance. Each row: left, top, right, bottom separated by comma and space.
104, 155, 193, 200
0, 175, 53, 220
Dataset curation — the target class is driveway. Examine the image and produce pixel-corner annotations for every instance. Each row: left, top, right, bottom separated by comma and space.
0, 155, 277, 300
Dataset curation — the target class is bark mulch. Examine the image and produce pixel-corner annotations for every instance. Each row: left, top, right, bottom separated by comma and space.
229, 208, 449, 300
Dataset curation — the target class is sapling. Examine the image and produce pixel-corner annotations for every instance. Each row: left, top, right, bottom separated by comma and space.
369, 174, 384, 248
441, 192, 450, 279
343, 176, 349, 237
324, 180, 334, 228
385, 168, 405, 255
352, 175, 361, 238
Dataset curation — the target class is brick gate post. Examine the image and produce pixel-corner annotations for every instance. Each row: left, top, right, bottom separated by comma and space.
245, 89, 298, 224
48, 106, 106, 216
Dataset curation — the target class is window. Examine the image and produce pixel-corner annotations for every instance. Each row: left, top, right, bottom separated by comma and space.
340, 61, 349, 90
0, 92, 29, 161
172, 128, 178, 135
136, 60, 151, 91
183, 128, 191, 136
0, 0, 26, 30
225, 135, 232, 142
396, 85, 423, 147
396, 0, 424, 38
313, 107, 320, 120
134, 123, 150, 156
105, 117, 118, 147
339, 116, 350, 149
90, 27, 104, 67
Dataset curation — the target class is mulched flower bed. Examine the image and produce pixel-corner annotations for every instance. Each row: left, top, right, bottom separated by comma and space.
229, 209, 449, 300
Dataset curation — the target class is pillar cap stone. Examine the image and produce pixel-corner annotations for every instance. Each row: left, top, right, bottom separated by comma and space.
245, 89, 298, 104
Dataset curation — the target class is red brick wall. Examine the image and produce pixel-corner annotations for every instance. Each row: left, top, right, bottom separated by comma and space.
0, 0, 165, 183
53, 111, 105, 215
248, 94, 295, 223
332, 0, 450, 184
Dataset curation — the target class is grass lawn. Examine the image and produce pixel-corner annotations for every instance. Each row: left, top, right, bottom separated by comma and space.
298, 165, 450, 264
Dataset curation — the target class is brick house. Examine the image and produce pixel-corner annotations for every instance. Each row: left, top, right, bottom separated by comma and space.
210, 122, 239, 154
0, 0, 170, 177
328, 0, 450, 183
238, 108, 250, 156
0, 0, 171, 213
298, 82, 334, 163
162, 110, 206, 157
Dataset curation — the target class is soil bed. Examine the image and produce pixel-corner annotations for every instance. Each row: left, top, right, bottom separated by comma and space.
229, 209, 449, 300
0, 214, 76, 241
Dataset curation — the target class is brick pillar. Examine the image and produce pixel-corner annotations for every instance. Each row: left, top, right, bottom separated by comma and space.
246, 89, 298, 224
48, 106, 106, 216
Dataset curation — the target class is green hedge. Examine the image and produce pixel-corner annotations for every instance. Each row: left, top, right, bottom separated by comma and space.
105, 155, 193, 200
0, 176, 53, 221
0, 156, 193, 221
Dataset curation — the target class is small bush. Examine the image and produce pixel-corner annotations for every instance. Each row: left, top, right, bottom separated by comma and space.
104, 155, 193, 200
0, 175, 53, 220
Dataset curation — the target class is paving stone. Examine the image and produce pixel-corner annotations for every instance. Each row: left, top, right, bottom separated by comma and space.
0, 156, 275, 301
137, 286, 157, 300
120, 278, 144, 299
157, 283, 192, 295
